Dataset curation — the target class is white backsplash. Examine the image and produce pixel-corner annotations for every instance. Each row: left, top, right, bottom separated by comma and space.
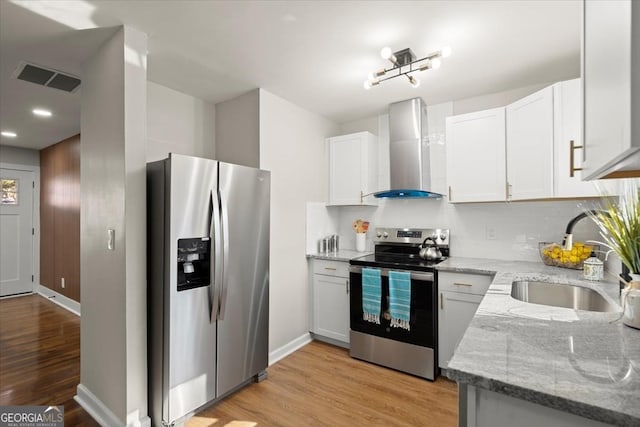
307, 198, 623, 276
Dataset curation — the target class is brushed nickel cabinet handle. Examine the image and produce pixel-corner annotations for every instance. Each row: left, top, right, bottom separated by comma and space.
448, 186, 452, 201
440, 293, 444, 310
346, 279, 349, 294
569, 140, 583, 178
324, 267, 337, 271
454, 282, 473, 287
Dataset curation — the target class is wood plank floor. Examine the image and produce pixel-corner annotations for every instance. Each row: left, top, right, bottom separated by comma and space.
0, 295, 458, 427
188, 341, 458, 427
0, 294, 99, 426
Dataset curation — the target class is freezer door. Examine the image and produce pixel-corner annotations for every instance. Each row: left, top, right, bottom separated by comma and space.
216, 162, 270, 397
166, 154, 218, 423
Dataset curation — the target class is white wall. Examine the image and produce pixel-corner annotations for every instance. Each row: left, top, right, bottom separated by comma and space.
339, 116, 378, 135
146, 81, 215, 162
0, 146, 39, 166
216, 89, 260, 168
452, 82, 554, 115
79, 26, 149, 427
259, 90, 339, 353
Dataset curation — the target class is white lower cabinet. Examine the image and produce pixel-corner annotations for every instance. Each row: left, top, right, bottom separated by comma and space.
438, 271, 493, 369
439, 291, 483, 369
311, 259, 350, 345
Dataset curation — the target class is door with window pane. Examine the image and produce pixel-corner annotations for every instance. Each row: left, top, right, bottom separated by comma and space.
0, 168, 34, 296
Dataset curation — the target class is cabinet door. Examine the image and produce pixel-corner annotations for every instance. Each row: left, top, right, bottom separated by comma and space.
583, 0, 640, 179
327, 132, 377, 206
553, 79, 601, 198
506, 86, 554, 200
438, 291, 483, 369
312, 274, 350, 343
446, 107, 507, 202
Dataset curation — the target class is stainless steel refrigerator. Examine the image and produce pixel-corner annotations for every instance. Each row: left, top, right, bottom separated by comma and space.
147, 154, 270, 426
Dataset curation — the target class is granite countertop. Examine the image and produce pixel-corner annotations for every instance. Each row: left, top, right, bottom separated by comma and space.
306, 249, 372, 262
437, 257, 639, 426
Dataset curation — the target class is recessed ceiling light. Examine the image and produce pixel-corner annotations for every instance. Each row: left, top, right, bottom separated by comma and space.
1, 131, 17, 138
33, 108, 52, 117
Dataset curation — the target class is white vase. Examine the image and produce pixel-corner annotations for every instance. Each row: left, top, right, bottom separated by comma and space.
622, 273, 640, 329
356, 233, 366, 252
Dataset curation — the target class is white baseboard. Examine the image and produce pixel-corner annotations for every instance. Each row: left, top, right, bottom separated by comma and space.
75, 384, 151, 427
37, 285, 80, 316
75, 384, 123, 427
268, 332, 312, 366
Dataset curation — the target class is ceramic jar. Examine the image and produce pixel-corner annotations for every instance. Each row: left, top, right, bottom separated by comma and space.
583, 255, 604, 280
622, 274, 640, 330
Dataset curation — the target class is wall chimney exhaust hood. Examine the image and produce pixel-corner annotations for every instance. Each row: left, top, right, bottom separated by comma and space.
374, 98, 443, 199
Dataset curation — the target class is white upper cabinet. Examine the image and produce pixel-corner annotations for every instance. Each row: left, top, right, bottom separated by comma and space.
553, 79, 602, 197
582, 0, 640, 179
327, 131, 378, 206
446, 107, 507, 203
506, 86, 554, 200
446, 78, 614, 203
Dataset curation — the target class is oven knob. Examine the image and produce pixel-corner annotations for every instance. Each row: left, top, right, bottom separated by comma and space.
376, 231, 382, 238
382, 231, 389, 238
440, 233, 447, 242
431, 233, 439, 241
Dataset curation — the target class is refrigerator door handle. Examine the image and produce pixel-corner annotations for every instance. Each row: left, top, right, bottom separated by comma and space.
210, 189, 222, 322
218, 189, 230, 320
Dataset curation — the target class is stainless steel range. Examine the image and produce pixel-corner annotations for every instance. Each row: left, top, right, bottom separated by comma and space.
348, 227, 449, 380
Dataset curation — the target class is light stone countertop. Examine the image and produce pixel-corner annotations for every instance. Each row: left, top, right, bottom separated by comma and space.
306, 250, 372, 262
437, 257, 639, 426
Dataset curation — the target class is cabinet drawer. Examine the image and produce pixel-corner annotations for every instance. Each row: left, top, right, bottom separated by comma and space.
313, 259, 349, 277
438, 271, 493, 296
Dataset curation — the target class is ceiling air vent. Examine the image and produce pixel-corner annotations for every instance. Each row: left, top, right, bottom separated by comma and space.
13, 61, 81, 93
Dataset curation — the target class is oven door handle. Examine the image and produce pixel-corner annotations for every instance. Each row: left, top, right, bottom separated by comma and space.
349, 265, 434, 282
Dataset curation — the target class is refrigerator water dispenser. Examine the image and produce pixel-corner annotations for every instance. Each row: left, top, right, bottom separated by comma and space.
177, 237, 211, 291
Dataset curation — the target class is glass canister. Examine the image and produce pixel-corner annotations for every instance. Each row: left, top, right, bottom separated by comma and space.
583, 252, 603, 281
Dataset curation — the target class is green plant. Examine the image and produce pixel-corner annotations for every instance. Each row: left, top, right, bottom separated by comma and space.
587, 180, 640, 274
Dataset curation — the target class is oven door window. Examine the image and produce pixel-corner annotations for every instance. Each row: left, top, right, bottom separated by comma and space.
349, 269, 436, 348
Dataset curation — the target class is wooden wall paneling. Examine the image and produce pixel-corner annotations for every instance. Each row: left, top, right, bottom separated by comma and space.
69, 137, 80, 301
53, 140, 66, 296
39, 145, 55, 290
54, 137, 71, 299
40, 135, 81, 302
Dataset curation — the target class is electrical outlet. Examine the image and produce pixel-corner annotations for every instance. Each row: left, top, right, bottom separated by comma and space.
486, 227, 497, 240
61, 277, 65, 288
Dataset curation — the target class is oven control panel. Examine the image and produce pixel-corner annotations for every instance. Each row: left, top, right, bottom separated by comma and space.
374, 227, 449, 246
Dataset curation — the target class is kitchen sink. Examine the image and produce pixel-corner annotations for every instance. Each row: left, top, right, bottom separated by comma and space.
511, 280, 618, 312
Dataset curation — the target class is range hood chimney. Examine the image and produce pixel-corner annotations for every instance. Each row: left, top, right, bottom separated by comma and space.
374, 98, 443, 199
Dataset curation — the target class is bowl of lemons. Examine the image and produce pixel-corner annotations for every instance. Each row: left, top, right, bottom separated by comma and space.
539, 242, 597, 270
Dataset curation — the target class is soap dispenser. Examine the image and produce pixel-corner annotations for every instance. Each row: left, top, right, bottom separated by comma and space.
583, 252, 603, 281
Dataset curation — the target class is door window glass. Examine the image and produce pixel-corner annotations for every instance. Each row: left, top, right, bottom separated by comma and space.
1, 178, 18, 205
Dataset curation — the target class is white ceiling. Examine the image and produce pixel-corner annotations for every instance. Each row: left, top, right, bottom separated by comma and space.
0, 0, 581, 151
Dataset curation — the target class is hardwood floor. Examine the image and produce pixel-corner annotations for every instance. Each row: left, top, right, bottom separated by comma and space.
188, 341, 458, 427
1, 295, 458, 426
0, 294, 98, 426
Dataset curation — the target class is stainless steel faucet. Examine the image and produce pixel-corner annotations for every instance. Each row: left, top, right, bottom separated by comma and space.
561, 210, 608, 250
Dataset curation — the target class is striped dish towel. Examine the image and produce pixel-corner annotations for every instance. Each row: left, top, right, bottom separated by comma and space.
362, 268, 381, 324
389, 270, 411, 331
